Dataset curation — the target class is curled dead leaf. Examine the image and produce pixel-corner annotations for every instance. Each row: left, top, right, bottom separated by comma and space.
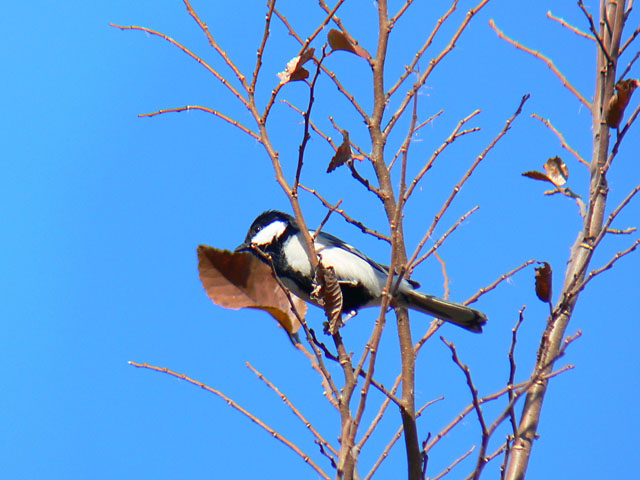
543, 156, 568, 187
605, 78, 640, 128
197, 245, 305, 342
277, 47, 316, 85
522, 170, 553, 183
534, 261, 552, 303
312, 264, 343, 335
327, 130, 352, 173
327, 29, 369, 59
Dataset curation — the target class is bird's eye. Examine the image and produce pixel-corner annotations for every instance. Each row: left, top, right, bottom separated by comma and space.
255, 226, 262, 232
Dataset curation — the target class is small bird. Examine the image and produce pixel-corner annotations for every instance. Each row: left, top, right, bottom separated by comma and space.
235, 210, 487, 333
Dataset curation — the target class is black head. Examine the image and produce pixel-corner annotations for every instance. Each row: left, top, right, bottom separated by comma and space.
235, 210, 298, 253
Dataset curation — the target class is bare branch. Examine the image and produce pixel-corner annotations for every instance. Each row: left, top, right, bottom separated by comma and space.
390, 0, 418, 28
250, 0, 277, 93
432, 446, 475, 480
547, 10, 594, 41
404, 110, 482, 203
620, 25, 640, 54
573, 237, 640, 294
530, 113, 589, 167
386, 0, 460, 100
139, 105, 259, 140
578, 0, 614, 64
246, 362, 338, 457
441, 337, 488, 463
389, 110, 445, 170
407, 95, 530, 274
489, 20, 592, 109
272, 6, 369, 123
300, 185, 391, 243
364, 398, 442, 480
618, 49, 640, 80
385, 0, 491, 135
109, 24, 250, 109
466, 259, 536, 305
129, 361, 331, 480
410, 206, 479, 272
508, 308, 526, 437
182, 0, 250, 92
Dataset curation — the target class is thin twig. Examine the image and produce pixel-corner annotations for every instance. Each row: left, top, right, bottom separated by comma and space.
618, 49, 640, 81
388, 110, 445, 170
385, 0, 491, 135
364, 398, 441, 480
411, 206, 479, 273
246, 362, 338, 457
250, 0, 277, 93
404, 110, 482, 203
138, 105, 259, 140
466, 259, 536, 305
578, 0, 613, 64
431, 445, 475, 480
408, 95, 530, 274
390, 0, 418, 29
507, 307, 526, 441
109, 24, 250, 109
441, 336, 488, 439
293, 48, 327, 195
547, 10, 594, 41
300, 185, 391, 242
271, 5, 369, 123
424, 364, 574, 454
573, 238, 640, 295
386, 0, 460, 100
489, 20, 592, 109
182, 0, 249, 91
128, 361, 331, 480
620, 25, 640, 54
434, 251, 451, 300
530, 113, 589, 167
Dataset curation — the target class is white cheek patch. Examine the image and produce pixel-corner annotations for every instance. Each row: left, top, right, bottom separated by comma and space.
251, 220, 287, 245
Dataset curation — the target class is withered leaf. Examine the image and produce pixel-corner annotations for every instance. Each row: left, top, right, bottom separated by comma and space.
277, 48, 316, 85
327, 29, 369, 59
543, 156, 569, 187
605, 78, 640, 128
327, 130, 352, 173
313, 264, 343, 335
197, 245, 305, 340
534, 261, 552, 303
522, 170, 553, 183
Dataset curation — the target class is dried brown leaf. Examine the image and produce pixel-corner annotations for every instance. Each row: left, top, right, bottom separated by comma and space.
534, 261, 552, 303
327, 29, 369, 59
327, 130, 352, 173
312, 264, 343, 335
522, 170, 553, 183
197, 245, 304, 338
543, 156, 569, 186
605, 78, 639, 128
277, 48, 316, 85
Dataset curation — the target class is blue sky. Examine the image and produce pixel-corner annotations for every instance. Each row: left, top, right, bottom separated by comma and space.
2, 1, 639, 478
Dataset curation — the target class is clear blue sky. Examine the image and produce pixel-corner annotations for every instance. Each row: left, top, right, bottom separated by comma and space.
2, 1, 638, 478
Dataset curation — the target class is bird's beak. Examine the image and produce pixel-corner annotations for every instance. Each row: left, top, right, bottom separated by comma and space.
234, 242, 252, 253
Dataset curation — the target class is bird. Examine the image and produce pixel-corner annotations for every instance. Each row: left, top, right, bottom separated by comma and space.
235, 210, 487, 333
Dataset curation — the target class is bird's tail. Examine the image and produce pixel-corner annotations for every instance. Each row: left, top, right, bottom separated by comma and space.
401, 290, 487, 333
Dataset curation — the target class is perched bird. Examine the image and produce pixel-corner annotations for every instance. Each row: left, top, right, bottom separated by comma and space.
235, 210, 487, 333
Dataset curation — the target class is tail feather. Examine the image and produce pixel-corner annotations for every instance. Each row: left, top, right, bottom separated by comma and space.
402, 291, 487, 333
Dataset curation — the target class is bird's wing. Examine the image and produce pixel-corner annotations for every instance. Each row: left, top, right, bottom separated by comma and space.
312, 231, 420, 289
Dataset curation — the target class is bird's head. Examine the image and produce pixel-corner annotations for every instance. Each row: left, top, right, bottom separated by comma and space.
235, 210, 298, 254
